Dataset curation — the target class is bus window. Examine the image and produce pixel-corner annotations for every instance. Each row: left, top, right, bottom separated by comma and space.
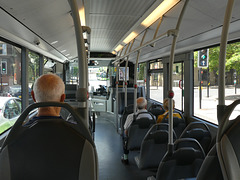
173, 62, 184, 111
149, 61, 164, 102
28, 50, 39, 105
193, 42, 240, 124
0, 41, 21, 134
137, 63, 147, 87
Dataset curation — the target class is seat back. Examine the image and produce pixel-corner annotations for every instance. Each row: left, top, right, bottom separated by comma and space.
196, 145, 224, 180
148, 104, 165, 118
135, 123, 176, 170
161, 113, 186, 138
156, 138, 205, 180
127, 113, 156, 150
0, 102, 98, 180
120, 104, 134, 134
180, 122, 212, 154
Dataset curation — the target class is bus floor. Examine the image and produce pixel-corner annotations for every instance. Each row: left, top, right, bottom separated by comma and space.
95, 112, 156, 180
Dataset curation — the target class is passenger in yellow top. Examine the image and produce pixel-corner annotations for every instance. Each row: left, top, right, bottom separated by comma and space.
157, 98, 182, 123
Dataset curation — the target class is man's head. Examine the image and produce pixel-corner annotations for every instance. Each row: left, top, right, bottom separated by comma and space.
31, 73, 65, 116
137, 97, 147, 110
163, 98, 175, 111
32, 73, 65, 103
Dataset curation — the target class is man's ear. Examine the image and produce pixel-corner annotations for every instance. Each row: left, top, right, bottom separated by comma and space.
60, 94, 66, 102
31, 91, 36, 102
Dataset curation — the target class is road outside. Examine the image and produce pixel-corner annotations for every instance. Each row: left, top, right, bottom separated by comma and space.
150, 86, 240, 124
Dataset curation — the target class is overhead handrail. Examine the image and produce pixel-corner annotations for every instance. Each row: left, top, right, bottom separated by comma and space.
167, 0, 189, 155
112, 31, 169, 64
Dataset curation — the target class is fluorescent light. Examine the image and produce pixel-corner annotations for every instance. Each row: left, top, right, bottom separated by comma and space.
51, 41, 58, 45
79, 7, 86, 26
115, 45, 123, 52
112, 51, 116, 55
123, 32, 138, 44
65, 54, 70, 56
83, 32, 87, 39
141, 0, 180, 27
61, 50, 66, 53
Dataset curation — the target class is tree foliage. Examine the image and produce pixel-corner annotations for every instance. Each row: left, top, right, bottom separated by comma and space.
194, 42, 240, 74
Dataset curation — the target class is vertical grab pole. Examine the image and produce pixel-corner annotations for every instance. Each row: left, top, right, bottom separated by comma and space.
125, 39, 135, 108
115, 63, 120, 131
133, 30, 147, 115
217, 0, 235, 122
115, 49, 123, 131
123, 44, 130, 92
168, 0, 189, 154
68, 0, 88, 126
216, 1, 235, 179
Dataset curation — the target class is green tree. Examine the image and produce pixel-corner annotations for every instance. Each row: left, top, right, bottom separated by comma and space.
138, 63, 146, 80
194, 42, 240, 74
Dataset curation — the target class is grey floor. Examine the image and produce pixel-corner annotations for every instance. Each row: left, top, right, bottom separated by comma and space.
94, 112, 156, 180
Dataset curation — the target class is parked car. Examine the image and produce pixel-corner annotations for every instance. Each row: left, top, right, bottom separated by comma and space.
0, 97, 22, 128
7, 85, 32, 99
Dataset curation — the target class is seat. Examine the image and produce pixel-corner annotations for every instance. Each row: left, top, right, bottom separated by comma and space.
0, 102, 98, 180
156, 138, 205, 180
196, 145, 223, 180
179, 122, 212, 154
161, 113, 186, 138
216, 100, 240, 179
120, 104, 134, 135
148, 104, 165, 118
135, 123, 176, 170
127, 113, 156, 150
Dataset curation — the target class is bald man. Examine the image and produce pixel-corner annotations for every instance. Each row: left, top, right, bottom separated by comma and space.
121, 97, 155, 164
123, 97, 155, 134
26, 73, 65, 125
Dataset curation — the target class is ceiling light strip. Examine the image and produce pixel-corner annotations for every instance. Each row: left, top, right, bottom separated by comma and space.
112, 31, 169, 64
141, 0, 180, 27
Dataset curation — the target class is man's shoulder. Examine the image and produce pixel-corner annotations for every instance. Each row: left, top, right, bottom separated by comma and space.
24, 116, 63, 126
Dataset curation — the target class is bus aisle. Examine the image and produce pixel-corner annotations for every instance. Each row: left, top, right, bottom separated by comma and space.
95, 112, 155, 180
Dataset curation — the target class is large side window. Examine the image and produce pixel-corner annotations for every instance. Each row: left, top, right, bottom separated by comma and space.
0, 40, 21, 134
28, 50, 39, 105
173, 62, 184, 111
149, 60, 164, 102
193, 42, 240, 124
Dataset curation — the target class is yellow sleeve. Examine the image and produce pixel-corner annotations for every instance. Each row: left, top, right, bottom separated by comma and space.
173, 113, 182, 119
157, 114, 164, 123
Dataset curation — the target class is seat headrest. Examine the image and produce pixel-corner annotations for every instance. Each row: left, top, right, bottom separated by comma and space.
185, 128, 211, 141
132, 118, 155, 129
147, 130, 169, 144
173, 148, 205, 165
